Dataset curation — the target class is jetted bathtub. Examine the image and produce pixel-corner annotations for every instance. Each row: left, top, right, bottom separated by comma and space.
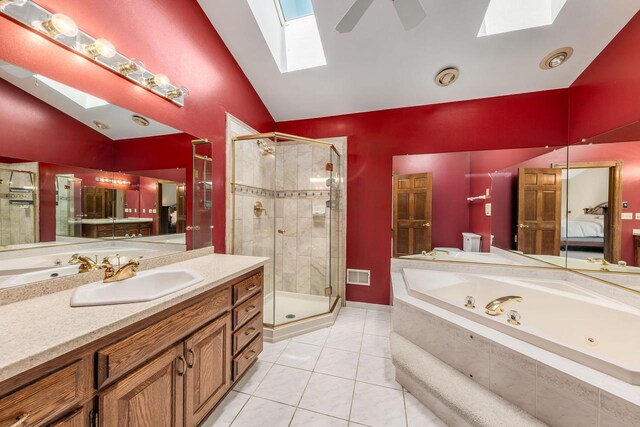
401, 268, 640, 385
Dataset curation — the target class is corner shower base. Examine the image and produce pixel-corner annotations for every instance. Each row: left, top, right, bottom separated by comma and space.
262, 291, 341, 342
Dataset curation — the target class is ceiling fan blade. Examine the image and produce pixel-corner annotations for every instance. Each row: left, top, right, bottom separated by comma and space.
393, 0, 427, 31
336, 0, 374, 33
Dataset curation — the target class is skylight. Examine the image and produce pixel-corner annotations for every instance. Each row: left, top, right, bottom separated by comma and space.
478, 0, 567, 37
278, 0, 314, 22
248, 0, 326, 73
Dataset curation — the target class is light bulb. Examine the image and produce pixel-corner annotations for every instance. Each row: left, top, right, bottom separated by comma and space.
85, 38, 116, 58
41, 13, 78, 37
117, 58, 145, 76
153, 73, 170, 88
166, 86, 189, 100
145, 73, 170, 89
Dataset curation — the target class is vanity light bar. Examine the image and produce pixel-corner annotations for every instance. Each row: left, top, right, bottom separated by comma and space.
0, 1, 188, 106
96, 177, 131, 185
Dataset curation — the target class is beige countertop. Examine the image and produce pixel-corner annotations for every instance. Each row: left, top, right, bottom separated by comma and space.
0, 253, 268, 383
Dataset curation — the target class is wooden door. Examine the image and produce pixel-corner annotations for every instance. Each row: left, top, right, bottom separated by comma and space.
83, 187, 107, 219
517, 168, 562, 255
99, 344, 184, 427
393, 173, 433, 257
184, 314, 231, 427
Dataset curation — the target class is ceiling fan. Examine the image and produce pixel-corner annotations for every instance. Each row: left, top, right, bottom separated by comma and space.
336, 0, 427, 33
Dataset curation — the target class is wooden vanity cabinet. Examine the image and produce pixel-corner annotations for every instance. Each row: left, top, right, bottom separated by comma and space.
0, 268, 263, 427
99, 344, 185, 427
183, 314, 232, 427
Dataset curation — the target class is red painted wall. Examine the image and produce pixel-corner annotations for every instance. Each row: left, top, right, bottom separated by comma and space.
393, 153, 471, 250
277, 90, 569, 304
569, 12, 640, 142
0, 0, 274, 251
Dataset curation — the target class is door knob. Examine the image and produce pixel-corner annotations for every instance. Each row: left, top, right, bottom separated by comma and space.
518, 224, 529, 229
186, 226, 192, 231
422, 223, 431, 227
194, 225, 201, 231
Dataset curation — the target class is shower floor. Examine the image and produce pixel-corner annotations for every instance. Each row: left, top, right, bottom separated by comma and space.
263, 291, 334, 325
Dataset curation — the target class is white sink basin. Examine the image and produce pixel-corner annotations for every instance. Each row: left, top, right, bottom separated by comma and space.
70, 269, 204, 307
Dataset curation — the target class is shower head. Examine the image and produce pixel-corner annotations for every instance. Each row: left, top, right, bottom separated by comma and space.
256, 140, 275, 156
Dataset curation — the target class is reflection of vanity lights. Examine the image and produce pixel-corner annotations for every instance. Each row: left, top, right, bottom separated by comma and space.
96, 177, 131, 185
0, 1, 188, 106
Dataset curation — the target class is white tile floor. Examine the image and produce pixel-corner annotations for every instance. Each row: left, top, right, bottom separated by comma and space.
202, 306, 447, 427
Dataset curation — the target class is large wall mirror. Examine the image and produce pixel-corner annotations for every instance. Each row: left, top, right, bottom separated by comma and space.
391, 146, 568, 268
563, 122, 640, 290
0, 59, 212, 290
391, 134, 640, 294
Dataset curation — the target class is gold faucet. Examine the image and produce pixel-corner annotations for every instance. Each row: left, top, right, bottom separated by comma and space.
587, 257, 611, 266
102, 256, 143, 283
422, 249, 450, 256
68, 253, 100, 273
485, 296, 523, 316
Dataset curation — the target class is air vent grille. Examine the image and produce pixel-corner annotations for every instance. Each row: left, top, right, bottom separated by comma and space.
347, 269, 370, 286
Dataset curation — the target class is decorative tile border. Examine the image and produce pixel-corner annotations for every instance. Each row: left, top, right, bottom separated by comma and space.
231, 183, 274, 197
232, 183, 335, 199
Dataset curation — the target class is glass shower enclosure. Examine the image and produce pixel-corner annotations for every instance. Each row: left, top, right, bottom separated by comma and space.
231, 132, 342, 328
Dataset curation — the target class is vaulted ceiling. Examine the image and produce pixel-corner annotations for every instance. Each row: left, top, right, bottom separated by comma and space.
199, 0, 640, 121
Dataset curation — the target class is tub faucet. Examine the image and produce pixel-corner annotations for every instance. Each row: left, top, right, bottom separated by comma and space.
587, 257, 610, 265
485, 296, 522, 316
102, 256, 143, 283
422, 249, 450, 256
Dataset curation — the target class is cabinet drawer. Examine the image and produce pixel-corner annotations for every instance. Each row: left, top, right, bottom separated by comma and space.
233, 312, 262, 355
232, 273, 262, 304
233, 292, 262, 330
0, 361, 84, 427
233, 334, 262, 381
96, 288, 230, 388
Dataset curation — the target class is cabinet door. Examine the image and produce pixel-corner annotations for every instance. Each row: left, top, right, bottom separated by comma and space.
49, 405, 90, 427
184, 314, 232, 426
99, 344, 185, 427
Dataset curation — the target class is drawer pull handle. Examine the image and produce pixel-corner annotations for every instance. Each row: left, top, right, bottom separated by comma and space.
244, 327, 256, 336
245, 305, 257, 313
9, 413, 29, 427
244, 350, 256, 360
186, 349, 196, 368
177, 355, 187, 376
246, 284, 257, 292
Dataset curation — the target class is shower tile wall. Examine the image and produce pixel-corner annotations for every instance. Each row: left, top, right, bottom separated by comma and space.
275, 143, 338, 297
0, 162, 39, 246
232, 140, 276, 296
229, 133, 346, 304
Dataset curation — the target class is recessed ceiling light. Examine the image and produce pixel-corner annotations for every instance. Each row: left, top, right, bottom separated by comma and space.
131, 115, 150, 127
540, 47, 573, 70
435, 67, 459, 87
93, 120, 110, 130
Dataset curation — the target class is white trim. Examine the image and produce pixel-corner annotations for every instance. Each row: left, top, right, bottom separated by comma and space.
224, 113, 258, 254
346, 301, 392, 311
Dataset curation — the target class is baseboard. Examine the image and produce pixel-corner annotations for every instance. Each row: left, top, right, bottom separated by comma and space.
346, 301, 392, 311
